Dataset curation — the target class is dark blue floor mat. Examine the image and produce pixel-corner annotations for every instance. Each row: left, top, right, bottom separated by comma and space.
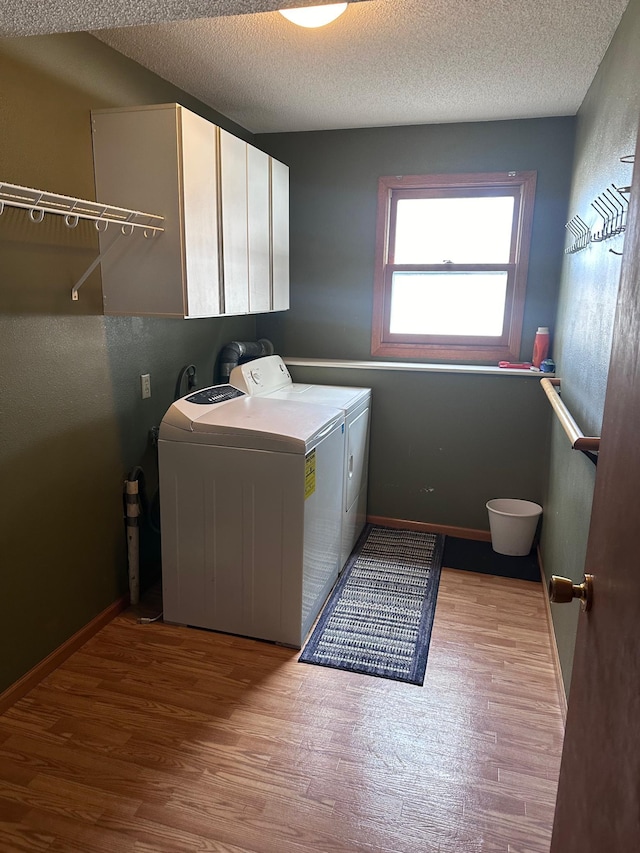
442, 536, 541, 582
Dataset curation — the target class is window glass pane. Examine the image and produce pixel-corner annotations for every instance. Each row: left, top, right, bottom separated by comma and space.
389, 271, 508, 336
394, 196, 515, 263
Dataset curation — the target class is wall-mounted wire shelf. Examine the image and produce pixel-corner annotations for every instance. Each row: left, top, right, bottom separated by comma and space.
0, 181, 165, 300
541, 377, 600, 465
0, 182, 164, 233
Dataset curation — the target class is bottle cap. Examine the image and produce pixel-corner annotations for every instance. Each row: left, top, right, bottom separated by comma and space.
537, 326, 549, 334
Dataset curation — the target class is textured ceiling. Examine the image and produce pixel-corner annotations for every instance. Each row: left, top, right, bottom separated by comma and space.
0, 1, 364, 37
3, 0, 630, 134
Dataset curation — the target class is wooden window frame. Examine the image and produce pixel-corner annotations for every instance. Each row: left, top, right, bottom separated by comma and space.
371, 171, 537, 361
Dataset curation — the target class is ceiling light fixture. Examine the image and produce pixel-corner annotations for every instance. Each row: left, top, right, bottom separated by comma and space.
279, 3, 348, 28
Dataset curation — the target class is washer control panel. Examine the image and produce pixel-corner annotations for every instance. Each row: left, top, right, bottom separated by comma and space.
186, 385, 245, 405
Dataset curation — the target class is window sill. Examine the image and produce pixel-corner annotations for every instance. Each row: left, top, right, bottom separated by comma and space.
283, 357, 553, 377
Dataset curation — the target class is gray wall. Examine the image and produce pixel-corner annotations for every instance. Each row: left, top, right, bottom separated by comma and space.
3, 8, 635, 699
255, 119, 575, 529
275, 364, 552, 531
540, 0, 640, 694
0, 34, 256, 693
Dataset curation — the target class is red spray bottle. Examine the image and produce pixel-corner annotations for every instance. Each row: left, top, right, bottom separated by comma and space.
532, 327, 550, 369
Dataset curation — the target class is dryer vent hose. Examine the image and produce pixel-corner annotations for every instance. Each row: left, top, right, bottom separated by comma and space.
218, 339, 274, 381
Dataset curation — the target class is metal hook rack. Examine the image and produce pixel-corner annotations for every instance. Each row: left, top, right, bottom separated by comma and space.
590, 184, 628, 243
0, 181, 165, 300
564, 154, 633, 255
565, 215, 591, 253
565, 184, 629, 254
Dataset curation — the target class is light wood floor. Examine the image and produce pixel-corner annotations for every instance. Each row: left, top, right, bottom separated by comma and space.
0, 569, 564, 852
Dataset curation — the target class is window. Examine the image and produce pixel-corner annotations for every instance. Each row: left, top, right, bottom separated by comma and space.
371, 171, 537, 361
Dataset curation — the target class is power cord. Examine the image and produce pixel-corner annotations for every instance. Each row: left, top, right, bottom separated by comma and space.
174, 364, 197, 400
138, 611, 164, 624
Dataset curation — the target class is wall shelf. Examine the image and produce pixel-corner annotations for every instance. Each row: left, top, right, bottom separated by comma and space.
0, 181, 164, 232
0, 181, 165, 300
284, 357, 551, 377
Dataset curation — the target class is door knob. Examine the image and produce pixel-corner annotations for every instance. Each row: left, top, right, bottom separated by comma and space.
549, 574, 594, 612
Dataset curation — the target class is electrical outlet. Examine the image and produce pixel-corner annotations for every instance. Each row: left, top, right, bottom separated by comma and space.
140, 373, 151, 399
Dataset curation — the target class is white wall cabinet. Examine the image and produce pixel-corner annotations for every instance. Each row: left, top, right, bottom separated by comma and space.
270, 156, 290, 312
219, 129, 289, 315
246, 142, 272, 314
91, 103, 289, 318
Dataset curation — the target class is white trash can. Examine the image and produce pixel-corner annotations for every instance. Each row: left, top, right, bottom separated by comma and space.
486, 499, 543, 556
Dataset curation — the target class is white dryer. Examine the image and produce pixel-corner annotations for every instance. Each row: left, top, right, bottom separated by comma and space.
159, 385, 345, 648
230, 356, 371, 569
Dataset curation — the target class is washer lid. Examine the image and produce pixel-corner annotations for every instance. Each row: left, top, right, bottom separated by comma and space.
229, 356, 371, 412
161, 394, 343, 453
268, 384, 370, 412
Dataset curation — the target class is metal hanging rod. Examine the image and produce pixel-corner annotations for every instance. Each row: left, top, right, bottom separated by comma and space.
0, 181, 164, 234
540, 378, 600, 464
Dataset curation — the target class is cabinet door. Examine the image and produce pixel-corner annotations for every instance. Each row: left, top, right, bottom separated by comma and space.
93, 104, 223, 318
220, 129, 249, 314
180, 107, 221, 318
271, 157, 290, 312
247, 146, 271, 313
93, 105, 186, 317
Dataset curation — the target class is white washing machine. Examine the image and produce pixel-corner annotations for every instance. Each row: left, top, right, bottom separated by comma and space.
230, 356, 371, 569
159, 385, 345, 648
